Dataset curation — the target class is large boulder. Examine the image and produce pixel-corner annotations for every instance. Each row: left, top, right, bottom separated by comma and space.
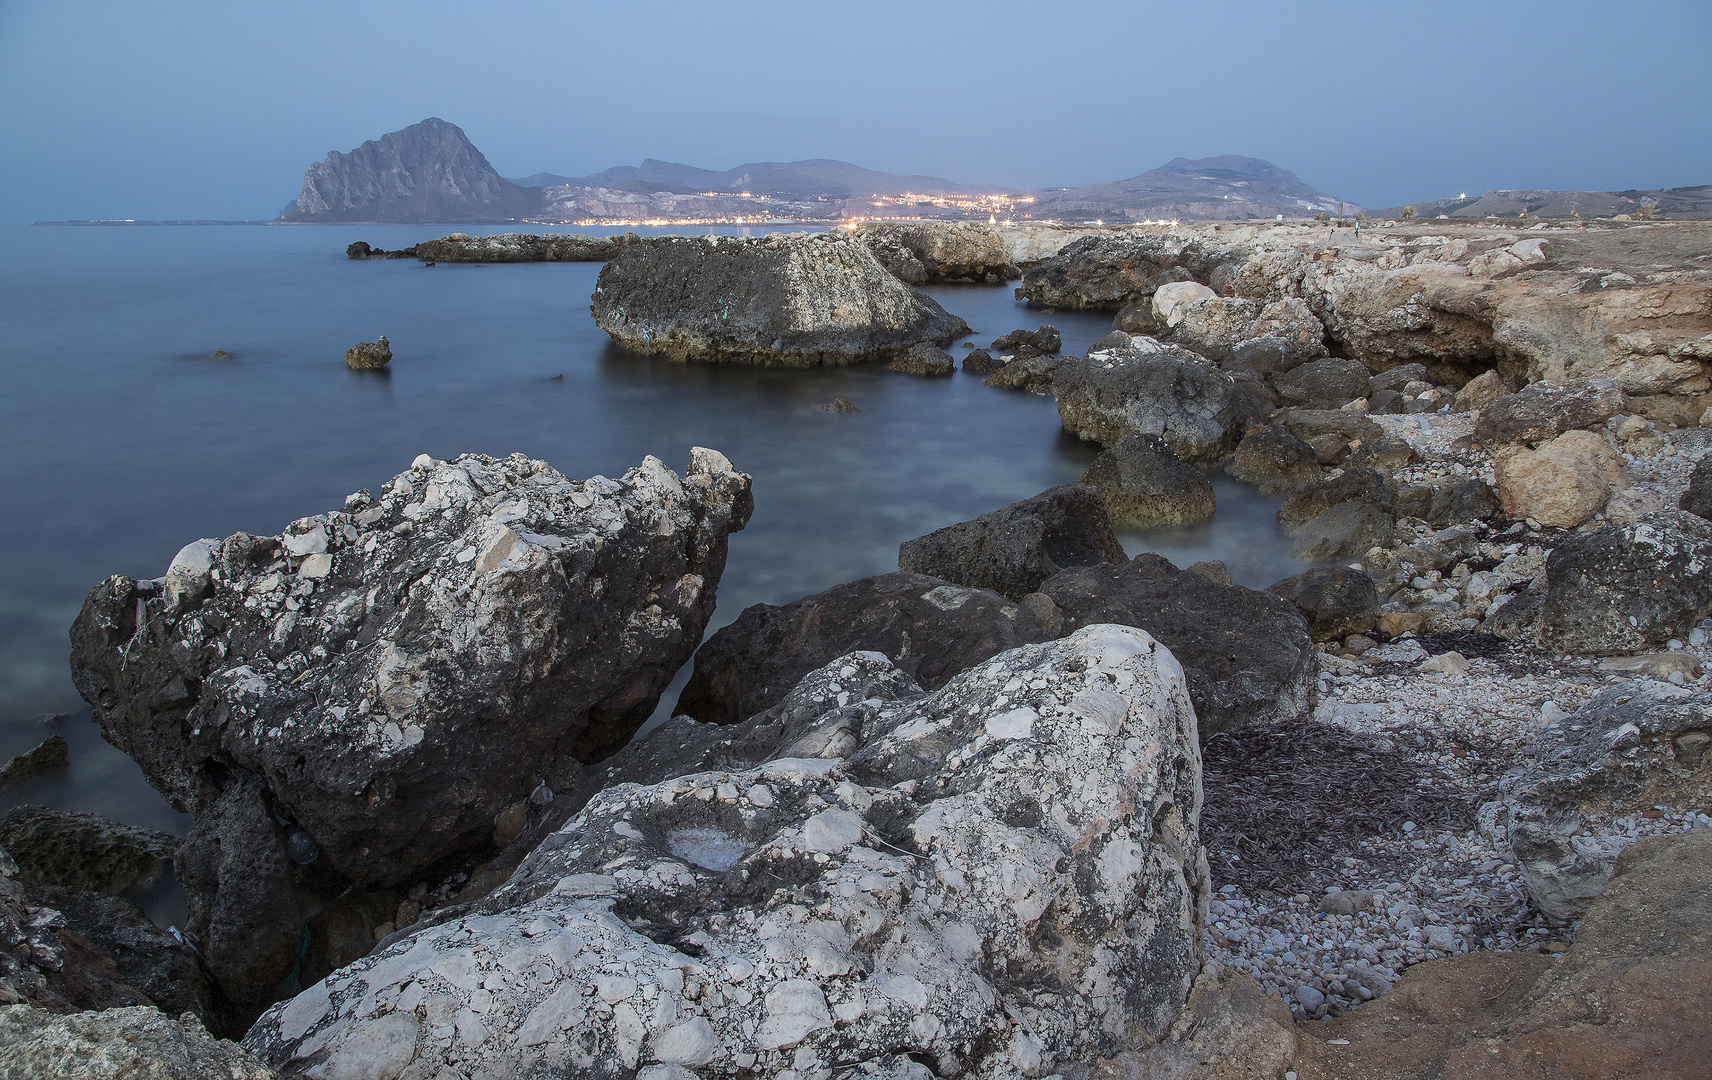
1151, 281, 1217, 328
72, 450, 751, 886
897, 485, 1125, 601
244, 627, 1209, 1080
1272, 356, 1372, 406
858, 222, 1020, 284
1507, 681, 1712, 921
1494, 429, 1629, 527
989, 325, 1061, 356
1079, 433, 1216, 528
1538, 510, 1712, 654
590, 233, 968, 365
1168, 296, 1327, 372
1276, 469, 1396, 562
0, 806, 176, 896
1472, 377, 1627, 447
673, 572, 1055, 727
1014, 234, 1216, 310
411, 232, 634, 263
1037, 554, 1315, 735
0, 1005, 278, 1079
1054, 338, 1270, 463
1225, 425, 1323, 494
1266, 566, 1380, 642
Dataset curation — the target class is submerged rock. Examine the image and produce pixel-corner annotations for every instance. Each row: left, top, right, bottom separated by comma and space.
244, 626, 1208, 1080
1054, 338, 1270, 463
344, 336, 391, 369
1507, 681, 1712, 921
897, 485, 1125, 601
858, 222, 1019, 284
1038, 554, 1314, 735
1079, 433, 1216, 528
591, 233, 968, 366
887, 343, 954, 377
673, 572, 1054, 727
1538, 510, 1712, 654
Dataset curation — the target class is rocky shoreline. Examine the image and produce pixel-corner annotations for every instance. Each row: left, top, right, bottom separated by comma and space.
4, 217, 1710, 1078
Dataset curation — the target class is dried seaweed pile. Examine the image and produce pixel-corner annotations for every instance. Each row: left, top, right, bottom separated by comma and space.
1199, 717, 1483, 895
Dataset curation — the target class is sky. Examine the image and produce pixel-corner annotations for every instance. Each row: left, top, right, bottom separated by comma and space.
1, 0, 1708, 223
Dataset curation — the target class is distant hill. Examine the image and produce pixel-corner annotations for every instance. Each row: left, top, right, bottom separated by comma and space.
1026, 156, 1355, 222
1373, 186, 1712, 220
518, 158, 1015, 199
278, 118, 540, 223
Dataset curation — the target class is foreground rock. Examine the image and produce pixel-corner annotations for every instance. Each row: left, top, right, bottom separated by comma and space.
858, 222, 1019, 284
71, 450, 752, 1017
1494, 429, 1629, 527
1305, 830, 1712, 1080
1472, 377, 1627, 447
591, 233, 968, 365
344, 336, 390, 369
411, 232, 635, 263
1054, 338, 1270, 463
673, 572, 1054, 726
0, 1005, 277, 1079
1079, 433, 1216, 528
897, 485, 1125, 600
1506, 680, 1712, 921
1538, 509, 1712, 653
1267, 567, 1380, 642
245, 627, 1209, 1080
0, 735, 67, 787
1038, 554, 1315, 735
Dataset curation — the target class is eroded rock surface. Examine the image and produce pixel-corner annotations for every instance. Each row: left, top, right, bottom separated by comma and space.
897, 486, 1126, 601
0, 806, 176, 896
0, 1004, 278, 1079
245, 627, 1209, 1080
412, 232, 635, 263
858, 222, 1019, 284
1079, 433, 1216, 529
673, 572, 1054, 727
1538, 510, 1712, 654
591, 233, 968, 365
1055, 339, 1270, 463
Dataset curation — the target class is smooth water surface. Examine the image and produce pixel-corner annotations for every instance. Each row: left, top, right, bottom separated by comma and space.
0, 224, 1305, 863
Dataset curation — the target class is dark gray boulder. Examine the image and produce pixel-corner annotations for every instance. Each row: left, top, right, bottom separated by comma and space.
888, 342, 955, 377
962, 348, 1005, 375
983, 353, 1060, 394
1342, 434, 1421, 472
70, 450, 751, 888
990, 325, 1062, 356
1278, 468, 1393, 529
898, 485, 1126, 601
1079, 433, 1215, 528
1277, 469, 1396, 561
411, 231, 635, 263
1272, 357, 1372, 405
591, 233, 968, 365
1114, 300, 1158, 335
28, 885, 214, 1022
0, 806, 176, 896
0, 735, 67, 787
1540, 510, 1712, 654
1054, 338, 1270, 463
673, 572, 1054, 727
1680, 456, 1712, 521
1014, 235, 1212, 310
1267, 567, 1380, 641
1428, 479, 1503, 525
1226, 425, 1324, 494
1038, 554, 1314, 735
1472, 378, 1627, 447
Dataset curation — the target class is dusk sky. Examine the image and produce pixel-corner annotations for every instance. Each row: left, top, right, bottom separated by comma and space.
2, 0, 1708, 223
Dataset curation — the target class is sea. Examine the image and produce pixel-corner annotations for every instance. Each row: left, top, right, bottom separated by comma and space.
0, 223, 1308, 924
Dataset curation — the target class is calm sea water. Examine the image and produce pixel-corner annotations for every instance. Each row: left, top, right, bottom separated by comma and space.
0, 224, 1305, 893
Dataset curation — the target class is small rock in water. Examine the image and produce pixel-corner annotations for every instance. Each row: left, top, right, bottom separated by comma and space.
209, 350, 232, 360
345, 335, 392, 369
813, 398, 860, 413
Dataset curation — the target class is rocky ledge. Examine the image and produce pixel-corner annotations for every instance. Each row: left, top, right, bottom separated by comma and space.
69, 450, 751, 1025
590, 233, 968, 366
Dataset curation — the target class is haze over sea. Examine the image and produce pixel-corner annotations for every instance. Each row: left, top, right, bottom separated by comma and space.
0, 223, 1302, 899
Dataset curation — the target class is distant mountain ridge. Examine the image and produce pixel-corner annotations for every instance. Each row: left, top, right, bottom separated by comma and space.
515, 158, 1014, 199
280, 117, 539, 223
1373, 186, 1712, 220
1027, 155, 1355, 222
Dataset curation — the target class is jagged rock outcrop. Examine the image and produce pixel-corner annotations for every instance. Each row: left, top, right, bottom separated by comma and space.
858, 222, 1019, 284
0, 806, 176, 896
989, 325, 1061, 356
410, 232, 638, 263
1078, 433, 1216, 528
0, 736, 67, 787
1014, 234, 1216, 310
243, 627, 1209, 1080
70, 451, 751, 1019
1054, 338, 1271, 463
591, 233, 968, 365
1507, 681, 1712, 921
1538, 510, 1712, 654
1166, 296, 1327, 373
279, 118, 541, 224
1037, 554, 1315, 736
0, 1005, 278, 1079
345, 336, 390, 370
674, 572, 1054, 727
897, 486, 1126, 601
